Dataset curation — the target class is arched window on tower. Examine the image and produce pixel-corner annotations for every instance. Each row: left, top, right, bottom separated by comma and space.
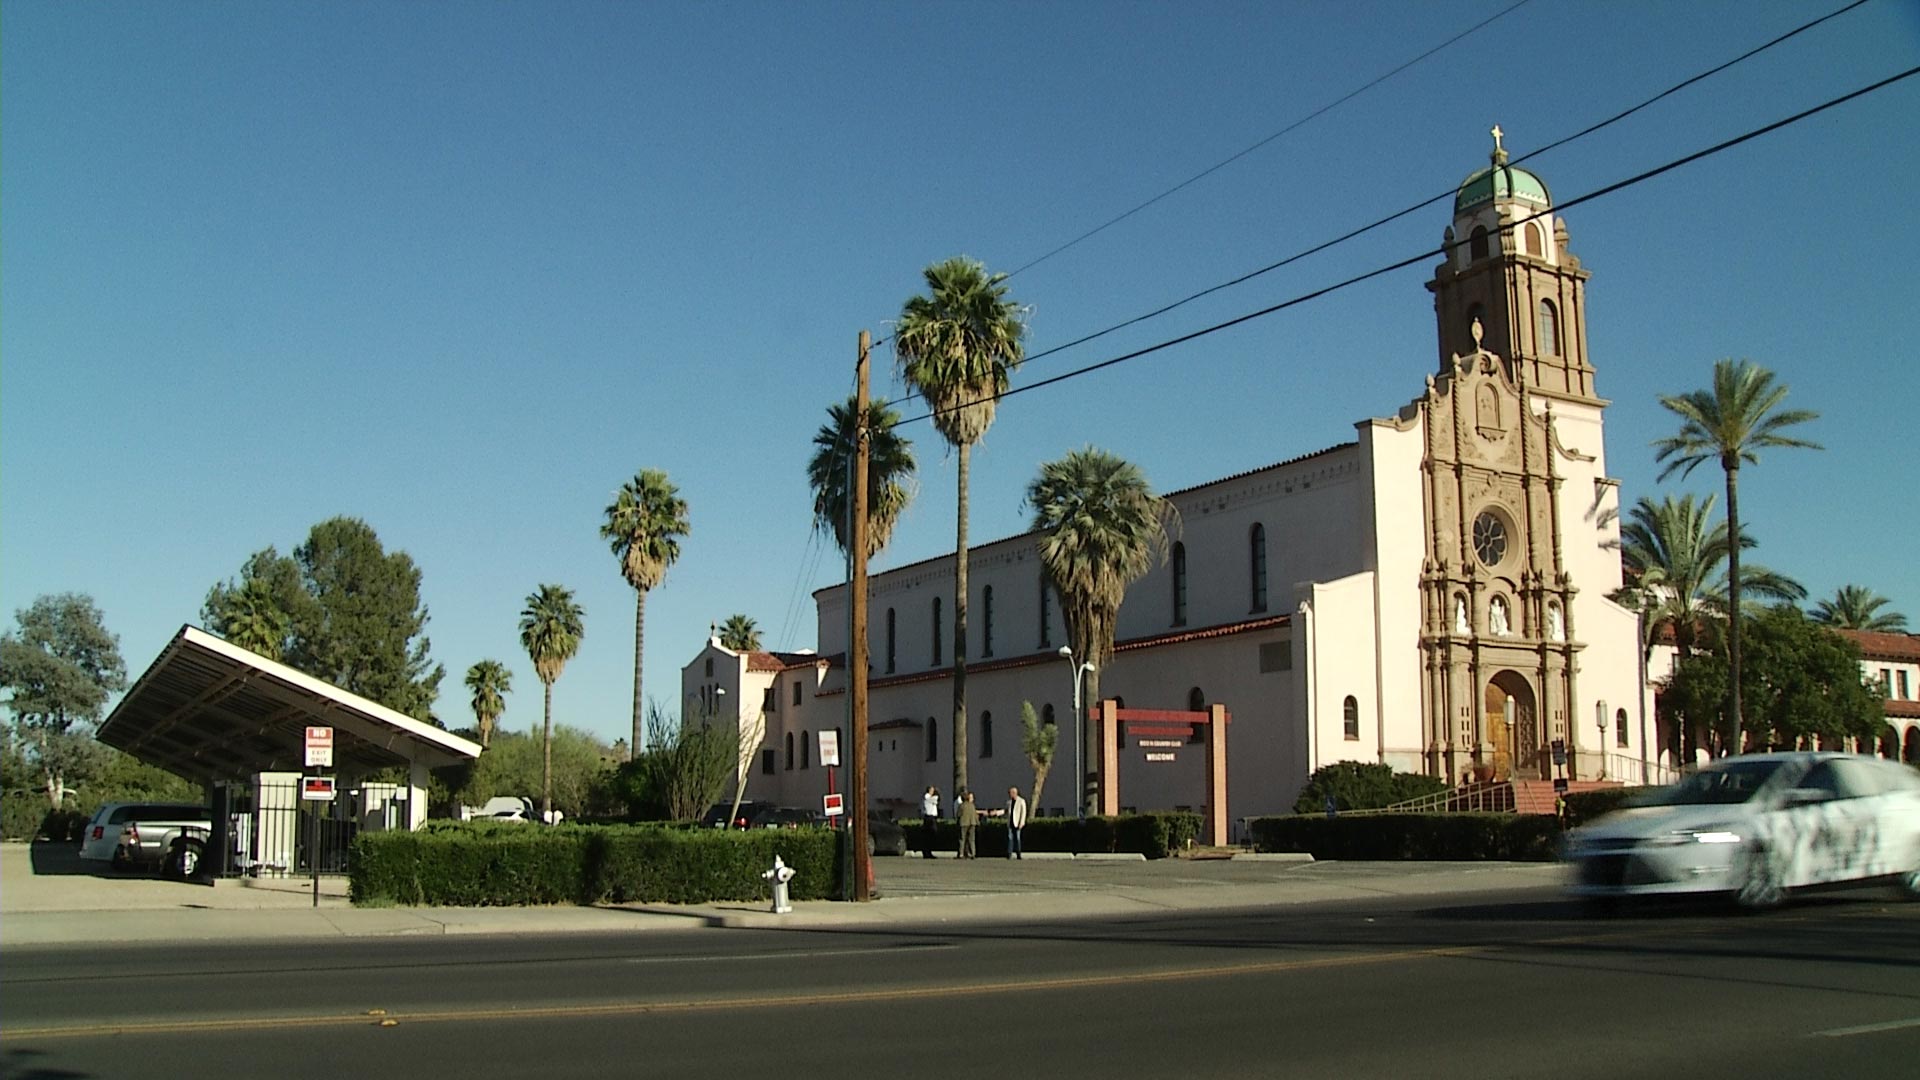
1538, 299, 1560, 355
1469, 226, 1489, 262
1616, 708, 1629, 748
800, 731, 810, 770
784, 732, 794, 771
1250, 524, 1268, 613
885, 607, 896, 674
1523, 222, 1544, 257
981, 711, 993, 758
1171, 543, 1188, 626
926, 717, 938, 762
1343, 696, 1360, 740
1038, 574, 1053, 648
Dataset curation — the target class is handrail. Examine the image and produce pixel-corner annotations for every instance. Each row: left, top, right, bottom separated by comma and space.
1342, 781, 1516, 817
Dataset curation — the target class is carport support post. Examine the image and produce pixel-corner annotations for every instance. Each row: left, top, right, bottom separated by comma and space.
407, 761, 430, 831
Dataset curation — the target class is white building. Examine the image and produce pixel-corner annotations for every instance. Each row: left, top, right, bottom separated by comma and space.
688, 136, 1658, 824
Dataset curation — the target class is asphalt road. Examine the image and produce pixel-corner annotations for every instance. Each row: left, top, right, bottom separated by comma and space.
5, 884, 1919, 1080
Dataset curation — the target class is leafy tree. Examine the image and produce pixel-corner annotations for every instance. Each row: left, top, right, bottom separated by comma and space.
519, 584, 585, 823
1027, 447, 1176, 814
202, 518, 444, 720
0, 594, 128, 807
1668, 607, 1884, 752
1292, 761, 1448, 815
806, 394, 917, 559
609, 705, 738, 822
464, 659, 512, 748
717, 615, 763, 652
895, 256, 1027, 796
1655, 359, 1820, 753
451, 727, 613, 819
1019, 701, 1056, 812
1612, 494, 1802, 760
1810, 585, 1908, 632
601, 469, 690, 759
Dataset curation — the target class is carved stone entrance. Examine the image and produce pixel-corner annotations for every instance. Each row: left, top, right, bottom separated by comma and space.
1483, 670, 1538, 780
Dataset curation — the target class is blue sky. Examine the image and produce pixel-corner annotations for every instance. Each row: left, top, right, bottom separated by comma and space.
6, 1, 1917, 750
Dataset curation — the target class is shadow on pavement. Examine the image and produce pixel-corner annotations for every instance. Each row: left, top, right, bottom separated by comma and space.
26, 842, 119, 878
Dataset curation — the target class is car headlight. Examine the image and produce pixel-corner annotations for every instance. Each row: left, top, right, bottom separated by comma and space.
1646, 828, 1741, 846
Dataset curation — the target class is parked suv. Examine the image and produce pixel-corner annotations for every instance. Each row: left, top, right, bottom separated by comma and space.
78, 803, 208, 866
117, 811, 213, 871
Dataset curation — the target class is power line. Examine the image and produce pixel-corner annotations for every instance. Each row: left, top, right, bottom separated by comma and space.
892, 64, 1920, 429
1010, 0, 1877, 373
1003, 0, 1539, 280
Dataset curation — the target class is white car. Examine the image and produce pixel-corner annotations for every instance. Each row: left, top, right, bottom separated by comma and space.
1564, 752, 1920, 910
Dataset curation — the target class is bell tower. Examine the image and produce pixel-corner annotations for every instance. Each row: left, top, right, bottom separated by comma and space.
1427, 126, 1597, 405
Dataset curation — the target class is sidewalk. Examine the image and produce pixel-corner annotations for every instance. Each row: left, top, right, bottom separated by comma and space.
0, 840, 1566, 949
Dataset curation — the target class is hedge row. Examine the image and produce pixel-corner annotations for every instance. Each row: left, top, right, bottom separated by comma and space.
1247, 812, 1563, 861
350, 823, 844, 907
1564, 787, 1638, 827
916, 812, 1203, 859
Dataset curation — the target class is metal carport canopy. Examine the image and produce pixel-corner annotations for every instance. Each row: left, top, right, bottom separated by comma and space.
97, 625, 480, 785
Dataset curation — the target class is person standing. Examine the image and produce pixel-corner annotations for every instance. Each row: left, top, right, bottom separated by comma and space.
920, 786, 941, 858
1004, 786, 1028, 860
956, 789, 978, 859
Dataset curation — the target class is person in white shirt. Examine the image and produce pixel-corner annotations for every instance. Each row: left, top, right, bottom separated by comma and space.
1003, 786, 1028, 860
919, 786, 940, 858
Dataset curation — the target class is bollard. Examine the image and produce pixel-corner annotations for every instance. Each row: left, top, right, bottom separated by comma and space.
762, 855, 795, 914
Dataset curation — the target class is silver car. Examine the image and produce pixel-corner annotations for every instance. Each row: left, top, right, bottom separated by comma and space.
1564, 752, 1920, 910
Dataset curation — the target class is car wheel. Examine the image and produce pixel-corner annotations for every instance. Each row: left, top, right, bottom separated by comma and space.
1732, 844, 1786, 911
164, 840, 203, 881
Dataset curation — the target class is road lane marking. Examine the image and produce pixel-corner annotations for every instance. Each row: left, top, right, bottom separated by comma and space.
1812, 1017, 1920, 1038
622, 943, 958, 965
6, 944, 1486, 1039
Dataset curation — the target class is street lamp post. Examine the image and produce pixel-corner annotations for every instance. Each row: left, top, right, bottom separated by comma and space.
1595, 700, 1608, 781
1057, 646, 1095, 820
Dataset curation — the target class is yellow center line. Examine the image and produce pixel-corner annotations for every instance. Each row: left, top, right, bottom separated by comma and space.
8, 944, 1488, 1040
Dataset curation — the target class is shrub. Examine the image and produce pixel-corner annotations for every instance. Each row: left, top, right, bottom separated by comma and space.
1292, 762, 1449, 815
1247, 812, 1561, 861
1564, 787, 1638, 827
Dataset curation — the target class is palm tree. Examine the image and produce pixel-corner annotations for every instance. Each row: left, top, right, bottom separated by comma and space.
221, 577, 290, 660
1612, 494, 1802, 759
1027, 447, 1176, 814
717, 614, 762, 652
1810, 585, 1908, 632
464, 659, 512, 747
1019, 701, 1056, 813
806, 394, 917, 559
1654, 359, 1819, 754
519, 584, 584, 823
601, 469, 690, 758
895, 256, 1026, 796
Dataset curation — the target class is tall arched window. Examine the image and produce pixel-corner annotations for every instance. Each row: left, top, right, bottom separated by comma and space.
981, 711, 993, 758
885, 607, 896, 673
784, 732, 795, 770
1038, 574, 1052, 648
982, 585, 995, 657
1042, 703, 1055, 727
1616, 708, 1629, 748
1537, 299, 1560, 355
800, 731, 810, 769
926, 717, 938, 762
1250, 523, 1268, 612
1469, 226, 1489, 262
1523, 222, 1544, 257
931, 597, 943, 665
1171, 543, 1188, 626
1343, 696, 1360, 740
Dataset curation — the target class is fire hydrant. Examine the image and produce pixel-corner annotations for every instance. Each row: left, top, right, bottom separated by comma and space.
762, 855, 795, 914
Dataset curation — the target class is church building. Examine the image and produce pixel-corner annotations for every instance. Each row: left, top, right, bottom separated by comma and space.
685, 135, 1656, 826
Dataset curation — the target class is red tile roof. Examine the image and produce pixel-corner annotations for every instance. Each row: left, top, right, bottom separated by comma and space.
1885, 700, 1920, 720
745, 650, 824, 673
1835, 629, 1920, 663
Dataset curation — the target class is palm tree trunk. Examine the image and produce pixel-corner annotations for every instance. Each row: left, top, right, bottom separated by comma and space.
952, 441, 971, 796
1724, 459, 1742, 756
542, 680, 554, 823
632, 588, 647, 760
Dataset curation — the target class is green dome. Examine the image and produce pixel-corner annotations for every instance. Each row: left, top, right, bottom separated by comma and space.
1454, 162, 1551, 214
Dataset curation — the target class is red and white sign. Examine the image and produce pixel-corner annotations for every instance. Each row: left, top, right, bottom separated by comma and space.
301, 776, 337, 801
305, 726, 334, 768
817, 729, 840, 767
822, 792, 845, 818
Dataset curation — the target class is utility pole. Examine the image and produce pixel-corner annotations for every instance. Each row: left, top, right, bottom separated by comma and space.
850, 330, 873, 901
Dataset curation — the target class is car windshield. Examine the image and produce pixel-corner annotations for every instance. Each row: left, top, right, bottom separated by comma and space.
1640, 759, 1786, 806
